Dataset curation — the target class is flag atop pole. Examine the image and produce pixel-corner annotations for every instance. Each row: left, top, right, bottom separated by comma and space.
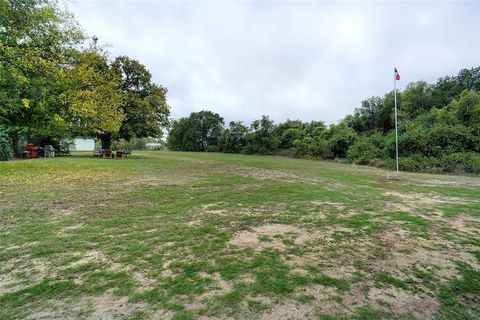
394, 67, 400, 81
394, 67, 400, 177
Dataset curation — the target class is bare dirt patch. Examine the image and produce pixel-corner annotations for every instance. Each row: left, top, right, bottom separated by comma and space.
196, 272, 233, 302
58, 223, 84, 236
442, 214, 480, 234
310, 200, 346, 210
0, 257, 54, 295
123, 174, 191, 187
229, 223, 315, 251
219, 165, 325, 185
132, 271, 157, 291
400, 172, 480, 188
323, 265, 357, 279
259, 300, 316, 320
67, 250, 109, 268
369, 287, 438, 318
71, 293, 144, 319
373, 227, 480, 278
383, 191, 473, 214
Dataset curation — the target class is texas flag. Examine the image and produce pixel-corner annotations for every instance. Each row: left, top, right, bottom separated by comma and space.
394, 67, 400, 81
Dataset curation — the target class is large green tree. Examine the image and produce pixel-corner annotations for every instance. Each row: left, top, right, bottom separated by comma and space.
59, 50, 125, 147
244, 115, 279, 154
0, 0, 83, 140
167, 110, 224, 151
451, 89, 480, 127
275, 119, 304, 150
401, 81, 434, 119
109, 56, 170, 149
220, 121, 249, 153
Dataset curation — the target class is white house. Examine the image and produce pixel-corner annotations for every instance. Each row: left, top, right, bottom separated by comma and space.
73, 138, 95, 151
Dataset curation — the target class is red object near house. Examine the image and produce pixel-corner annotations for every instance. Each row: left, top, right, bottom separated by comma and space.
25, 143, 39, 158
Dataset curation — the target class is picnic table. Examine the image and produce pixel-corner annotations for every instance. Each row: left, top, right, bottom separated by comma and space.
93, 149, 130, 159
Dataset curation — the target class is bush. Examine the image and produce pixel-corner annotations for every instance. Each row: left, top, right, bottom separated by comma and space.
347, 133, 385, 165
324, 125, 357, 158
398, 152, 480, 174
0, 130, 13, 161
440, 152, 480, 174
206, 145, 220, 152
398, 154, 430, 172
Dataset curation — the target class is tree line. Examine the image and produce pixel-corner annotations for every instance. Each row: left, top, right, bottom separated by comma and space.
0, 0, 170, 160
168, 67, 480, 173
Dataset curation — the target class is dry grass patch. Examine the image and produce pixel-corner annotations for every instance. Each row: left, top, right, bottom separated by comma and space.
384, 191, 472, 213
368, 287, 438, 318
219, 164, 326, 185
229, 223, 316, 252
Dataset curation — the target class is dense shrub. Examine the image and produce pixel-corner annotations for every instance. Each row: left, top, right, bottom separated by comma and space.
245, 115, 280, 154
220, 121, 249, 153
206, 144, 220, 152
398, 154, 430, 172
0, 130, 13, 161
398, 153, 480, 174
347, 133, 385, 165
440, 152, 480, 174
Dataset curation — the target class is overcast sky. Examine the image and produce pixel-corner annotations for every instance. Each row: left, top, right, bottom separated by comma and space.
68, 0, 480, 125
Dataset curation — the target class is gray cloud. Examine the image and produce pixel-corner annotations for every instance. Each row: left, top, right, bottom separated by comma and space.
69, 0, 480, 125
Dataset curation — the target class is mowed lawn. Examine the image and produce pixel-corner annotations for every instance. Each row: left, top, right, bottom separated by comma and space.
1, 152, 479, 320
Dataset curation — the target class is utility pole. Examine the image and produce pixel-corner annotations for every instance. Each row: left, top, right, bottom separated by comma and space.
92, 35, 98, 51
394, 67, 400, 178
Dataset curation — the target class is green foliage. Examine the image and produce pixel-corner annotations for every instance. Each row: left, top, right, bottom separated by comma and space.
323, 123, 357, 159
168, 111, 224, 151
1, 1, 169, 151
112, 56, 170, 141
220, 121, 249, 153
347, 133, 385, 165
0, 127, 13, 161
275, 119, 304, 149
401, 80, 434, 119
342, 67, 480, 173
398, 152, 480, 174
0, 0, 83, 137
291, 121, 327, 156
244, 115, 279, 154
167, 68, 480, 174
60, 50, 125, 138
452, 89, 480, 126
347, 93, 396, 134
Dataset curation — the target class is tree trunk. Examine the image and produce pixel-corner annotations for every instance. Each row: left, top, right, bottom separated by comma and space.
100, 134, 112, 150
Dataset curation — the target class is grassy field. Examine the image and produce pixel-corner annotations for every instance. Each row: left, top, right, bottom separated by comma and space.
0, 151, 479, 320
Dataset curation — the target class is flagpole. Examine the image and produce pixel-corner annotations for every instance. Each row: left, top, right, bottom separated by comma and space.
394, 69, 399, 177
